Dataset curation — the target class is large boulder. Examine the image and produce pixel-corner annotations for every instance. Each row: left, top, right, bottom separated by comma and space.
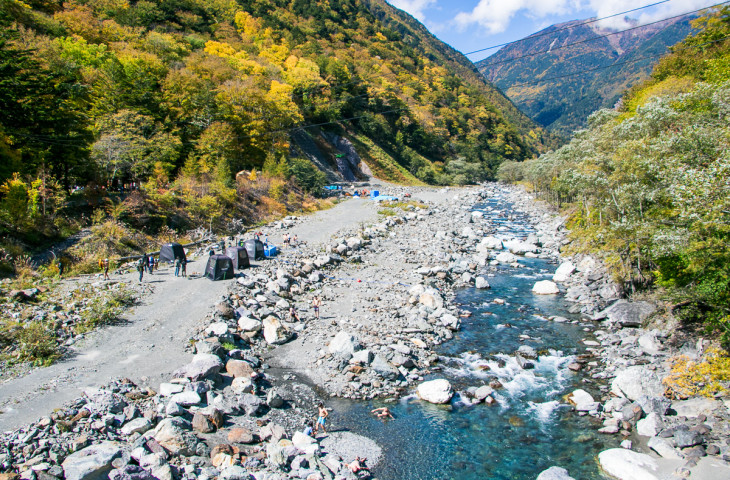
495, 252, 518, 264
598, 449, 666, 480
419, 290, 444, 310
226, 359, 254, 378
636, 412, 664, 437
475, 277, 490, 289
417, 379, 453, 404
566, 389, 598, 412
237, 317, 261, 333
262, 316, 292, 345
477, 236, 503, 252
328, 331, 360, 357
83, 388, 128, 414
152, 418, 197, 455
611, 366, 663, 401
503, 239, 538, 255
536, 467, 576, 480
173, 353, 223, 381
370, 355, 399, 380
62, 441, 124, 480
597, 300, 656, 327
532, 280, 559, 295
552, 262, 576, 283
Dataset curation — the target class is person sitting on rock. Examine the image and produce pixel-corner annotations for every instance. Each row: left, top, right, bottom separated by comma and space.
371, 407, 393, 419
303, 421, 314, 437
289, 306, 301, 322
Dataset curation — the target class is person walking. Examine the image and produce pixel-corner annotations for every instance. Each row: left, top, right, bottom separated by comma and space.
312, 296, 322, 319
314, 402, 328, 435
148, 255, 155, 274
137, 258, 145, 282
57, 258, 64, 277
102, 258, 110, 280
181, 258, 187, 277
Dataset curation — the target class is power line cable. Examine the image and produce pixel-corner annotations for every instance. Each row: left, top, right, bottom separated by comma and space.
478, 1, 729, 68
464, 0, 671, 56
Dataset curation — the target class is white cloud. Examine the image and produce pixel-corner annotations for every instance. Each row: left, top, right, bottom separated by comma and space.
388, 0, 438, 21
454, 0, 582, 33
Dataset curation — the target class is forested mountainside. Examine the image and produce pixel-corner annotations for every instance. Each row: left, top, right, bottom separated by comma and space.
477, 15, 695, 136
497, 7, 730, 344
1, 0, 549, 191
0, 0, 553, 272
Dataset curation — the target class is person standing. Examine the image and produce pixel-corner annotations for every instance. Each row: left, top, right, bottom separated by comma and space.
174, 257, 181, 277
137, 258, 144, 282
181, 258, 187, 277
148, 255, 154, 274
57, 259, 64, 277
314, 402, 328, 435
312, 296, 321, 319
102, 258, 110, 280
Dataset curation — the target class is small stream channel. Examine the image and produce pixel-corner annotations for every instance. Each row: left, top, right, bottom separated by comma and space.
326, 195, 614, 479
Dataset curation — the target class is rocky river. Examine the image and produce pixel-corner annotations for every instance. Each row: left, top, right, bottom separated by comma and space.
1, 184, 729, 480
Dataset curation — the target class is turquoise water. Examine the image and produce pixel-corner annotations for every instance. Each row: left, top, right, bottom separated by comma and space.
327, 199, 613, 479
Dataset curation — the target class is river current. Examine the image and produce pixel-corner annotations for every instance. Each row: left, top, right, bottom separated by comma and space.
327, 195, 613, 479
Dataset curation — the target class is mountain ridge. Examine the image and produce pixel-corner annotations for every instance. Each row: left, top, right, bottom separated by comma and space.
477, 15, 696, 136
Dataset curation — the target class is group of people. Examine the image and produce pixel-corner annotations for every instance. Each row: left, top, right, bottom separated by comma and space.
282, 232, 299, 247
173, 256, 188, 277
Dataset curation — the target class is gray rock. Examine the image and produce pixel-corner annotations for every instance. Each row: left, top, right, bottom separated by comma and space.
62, 441, 124, 480
152, 418, 196, 456
219, 466, 251, 480
674, 428, 703, 448
648, 436, 682, 459
636, 396, 670, 416
536, 466, 576, 480
267, 389, 285, 408
173, 354, 223, 381
597, 300, 656, 327
83, 388, 128, 414
351, 349, 373, 365
108, 465, 155, 480
370, 355, 399, 380
239, 394, 265, 416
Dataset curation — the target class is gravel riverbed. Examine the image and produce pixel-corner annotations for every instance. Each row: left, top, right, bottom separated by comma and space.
1, 183, 729, 480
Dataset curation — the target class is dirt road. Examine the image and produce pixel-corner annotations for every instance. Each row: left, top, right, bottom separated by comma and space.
0, 196, 382, 432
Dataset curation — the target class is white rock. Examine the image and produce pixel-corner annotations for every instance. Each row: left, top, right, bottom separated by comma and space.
62, 442, 124, 480
237, 317, 262, 333
159, 383, 183, 396
417, 379, 453, 404
329, 331, 359, 356
552, 261, 576, 282
475, 385, 494, 401
478, 236, 504, 251
262, 316, 292, 345
231, 377, 254, 394
567, 389, 597, 411
351, 349, 373, 365
495, 251, 518, 264
647, 437, 681, 460
120, 417, 151, 436
636, 412, 664, 437
475, 277, 490, 289
169, 391, 201, 407
598, 449, 661, 480
611, 366, 663, 401
532, 280, 559, 295
205, 322, 229, 336
671, 397, 722, 418
536, 466, 576, 480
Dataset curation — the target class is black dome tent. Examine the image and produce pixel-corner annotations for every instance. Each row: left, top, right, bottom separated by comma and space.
226, 246, 250, 270
159, 243, 186, 264
205, 254, 235, 281
244, 239, 265, 260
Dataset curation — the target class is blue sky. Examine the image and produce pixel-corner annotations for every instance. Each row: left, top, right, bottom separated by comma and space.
385, 0, 723, 61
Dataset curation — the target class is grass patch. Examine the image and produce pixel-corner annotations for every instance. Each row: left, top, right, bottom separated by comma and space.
350, 135, 426, 186
76, 286, 137, 333
378, 208, 397, 217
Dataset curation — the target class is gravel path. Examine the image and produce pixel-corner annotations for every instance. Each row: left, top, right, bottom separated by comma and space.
0, 196, 383, 432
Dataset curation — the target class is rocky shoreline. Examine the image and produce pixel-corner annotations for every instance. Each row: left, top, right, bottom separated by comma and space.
1, 183, 729, 480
